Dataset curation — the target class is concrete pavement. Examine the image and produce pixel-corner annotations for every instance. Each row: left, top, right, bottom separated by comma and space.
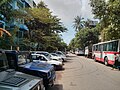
49, 53, 120, 90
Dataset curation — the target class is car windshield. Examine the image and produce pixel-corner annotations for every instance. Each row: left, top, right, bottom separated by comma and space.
31, 55, 40, 60
36, 52, 51, 59
32, 55, 48, 61
0, 51, 8, 71
56, 51, 64, 56
51, 53, 58, 56
36, 52, 49, 57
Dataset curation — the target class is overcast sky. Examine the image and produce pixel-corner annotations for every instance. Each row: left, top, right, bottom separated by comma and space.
34, 0, 94, 45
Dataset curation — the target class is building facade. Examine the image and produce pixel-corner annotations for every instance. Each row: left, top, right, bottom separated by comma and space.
0, 0, 36, 50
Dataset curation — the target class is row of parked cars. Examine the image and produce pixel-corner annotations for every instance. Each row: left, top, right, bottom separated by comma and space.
0, 50, 67, 90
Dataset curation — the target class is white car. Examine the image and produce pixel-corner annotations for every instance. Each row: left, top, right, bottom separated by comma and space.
34, 51, 63, 63
55, 51, 67, 62
31, 53, 63, 70
50, 53, 63, 62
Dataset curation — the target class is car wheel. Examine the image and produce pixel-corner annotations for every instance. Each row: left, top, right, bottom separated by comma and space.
104, 57, 108, 66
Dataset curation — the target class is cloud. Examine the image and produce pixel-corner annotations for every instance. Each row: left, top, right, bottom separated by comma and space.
34, 0, 94, 44
42, 0, 83, 25
34, 0, 93, 25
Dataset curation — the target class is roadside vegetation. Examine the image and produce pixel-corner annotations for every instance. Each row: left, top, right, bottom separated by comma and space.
68, 0, 120, 51
0, 0, 67, 52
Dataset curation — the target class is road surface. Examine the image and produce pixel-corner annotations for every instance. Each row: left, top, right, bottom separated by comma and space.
49, 53, 120, 90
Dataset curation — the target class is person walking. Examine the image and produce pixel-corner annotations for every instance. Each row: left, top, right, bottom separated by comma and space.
111, 55, 119, 70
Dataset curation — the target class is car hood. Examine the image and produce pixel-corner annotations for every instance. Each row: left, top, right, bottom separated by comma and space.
20, 62, 53, 73
52, 56, 61, 59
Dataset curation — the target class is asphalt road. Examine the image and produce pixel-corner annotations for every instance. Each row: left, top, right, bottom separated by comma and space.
49, 53, 120, 90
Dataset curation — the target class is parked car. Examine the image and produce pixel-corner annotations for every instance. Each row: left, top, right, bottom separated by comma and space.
33, 51, 50, 58
5, 50, 56, 89
31, 53, 63, 70
0, 50, 45, 90
55, 51, 67, 62
50, 53, 63, 62
34, 51, 63, 62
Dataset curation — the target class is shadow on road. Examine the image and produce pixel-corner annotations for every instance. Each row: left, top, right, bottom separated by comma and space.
66, 58, 72, 60
48, 84, 63, 90
56, 67, 65, 71
67, 55, 76, 58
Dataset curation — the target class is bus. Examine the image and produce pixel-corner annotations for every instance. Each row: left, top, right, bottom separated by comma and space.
85, 45, 92, 58
75, 48, 84, 56
92, 39, 120, 65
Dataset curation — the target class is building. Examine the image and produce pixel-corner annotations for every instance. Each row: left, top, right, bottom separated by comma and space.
0, 0, 36, 50
24, 0, 36, 7
88, 20, 98, 28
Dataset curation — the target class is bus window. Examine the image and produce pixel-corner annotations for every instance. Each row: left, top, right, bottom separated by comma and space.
103, 43, 107, 51
93, 46, 95, 51
96, 45, 98, 51
98, 45, 100, 51
112, 41, 118, 51
107, 42, 113, 51
100, 44, 103, 51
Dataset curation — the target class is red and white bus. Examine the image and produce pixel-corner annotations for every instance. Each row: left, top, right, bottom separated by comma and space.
92, 39, 120, 65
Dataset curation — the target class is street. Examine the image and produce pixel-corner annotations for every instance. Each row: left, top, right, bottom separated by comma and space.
49, 53, 120, 90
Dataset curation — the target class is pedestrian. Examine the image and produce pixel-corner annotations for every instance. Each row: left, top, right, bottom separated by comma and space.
111, 54, 119, 70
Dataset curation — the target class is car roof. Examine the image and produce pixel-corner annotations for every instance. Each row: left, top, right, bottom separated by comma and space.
31, 53, 44, 56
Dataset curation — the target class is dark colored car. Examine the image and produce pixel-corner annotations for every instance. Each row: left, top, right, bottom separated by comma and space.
0, 50, 45, 90
5, 50, 56, 89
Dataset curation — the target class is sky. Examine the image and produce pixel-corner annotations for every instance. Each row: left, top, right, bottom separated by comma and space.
34, 0, 94, 45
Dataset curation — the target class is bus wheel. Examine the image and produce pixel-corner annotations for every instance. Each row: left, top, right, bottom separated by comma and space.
104, 57, 108, 66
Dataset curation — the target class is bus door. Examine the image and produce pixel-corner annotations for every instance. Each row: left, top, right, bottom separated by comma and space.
100, 44, 103, 62
97, 44, 102, 61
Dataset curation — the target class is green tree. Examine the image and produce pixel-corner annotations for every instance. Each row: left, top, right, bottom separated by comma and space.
73, 16, 84, 32
90, 0, 120, 41
24, 2, 67, 51
0, 0, 67, 50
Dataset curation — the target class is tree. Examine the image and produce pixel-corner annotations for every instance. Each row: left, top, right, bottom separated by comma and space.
0, 0, 67, 50
24, 2, 67, 51
90, 0, 120, 41
69, 18, 100, 50
68, 38, 76, 51
0, 0, 11, 6
73, 16, 84, 32
0, 0, 13, 22
37, 1, 48, 8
